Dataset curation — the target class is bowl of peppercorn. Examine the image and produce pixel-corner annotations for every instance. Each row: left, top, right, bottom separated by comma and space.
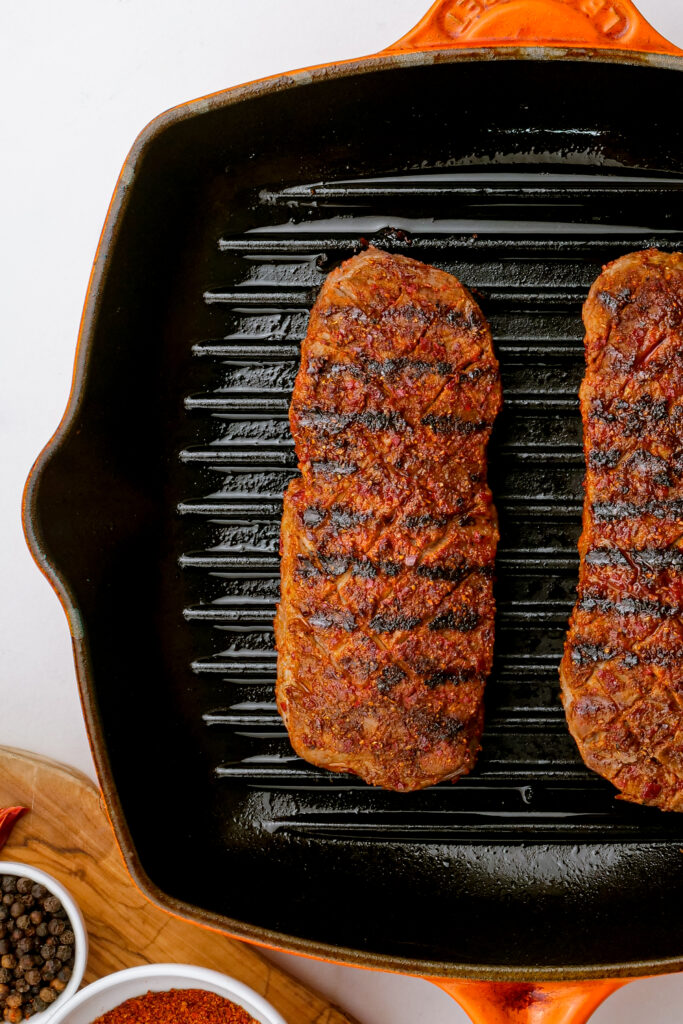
44, 964, 286, 1024
0, 864, 87, 1023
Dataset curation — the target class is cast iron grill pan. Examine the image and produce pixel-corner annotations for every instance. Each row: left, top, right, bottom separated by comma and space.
30, 57, 683, 974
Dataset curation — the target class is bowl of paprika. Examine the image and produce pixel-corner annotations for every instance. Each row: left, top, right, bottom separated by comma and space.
45, 964, 287, 1024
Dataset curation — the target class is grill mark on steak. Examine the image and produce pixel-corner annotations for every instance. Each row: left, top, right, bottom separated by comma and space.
324, 357, 454, 380
424, 669, 475, 688
579, 592, 679, 618
376, 665, 407, 693
308, 608, 357, 631
585, 547, 683, 570
275, 247, 501, 792
311, 460, 358, 476
297, 408, 409, 435
429, 607, 479, 632
592, 499, 683, 522
588, 395, 673, 434
369, 613, 422, 633
421, 414, 491, 435
560, 249, 683, 813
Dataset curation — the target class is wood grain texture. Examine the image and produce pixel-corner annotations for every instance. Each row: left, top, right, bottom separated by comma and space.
0, 747, 359, 1024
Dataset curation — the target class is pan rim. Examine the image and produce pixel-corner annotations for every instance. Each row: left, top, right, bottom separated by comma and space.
22, 44, 683, 981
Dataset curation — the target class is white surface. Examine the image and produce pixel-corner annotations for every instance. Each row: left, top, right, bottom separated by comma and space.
0, 861, 89, 1023
1, 2, 683, 1022
46, 964, 286, 1024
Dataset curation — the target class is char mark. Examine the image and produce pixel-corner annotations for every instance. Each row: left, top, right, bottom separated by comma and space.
592, 499, 683, 522
421, 414, 490, 436
319, 554, 350, 576
403, 513, 447, 530
295, 556, 322, 580
352, 558, 377, 579
301, 504, 370, 532
365, 357, 452, 379
579, 592, 678, 618
586, 547, 683, 570
597, 287, 631, 314
417, 562, 472, 582
424, 669, 475, 688
570, 642, 640, 668
297, 407, 409, 435
588, 448, 622, 469
589, 395, 674, 436
640, 646, 683, 667
302, 506, 325, 527
376, 665, 407, 693
370, 614, 421, 633
377, 560, 401, 577
311, 460, 357, 476
308, 608, 356, 631
429, 607, 479, 632
570, 642, 617, 666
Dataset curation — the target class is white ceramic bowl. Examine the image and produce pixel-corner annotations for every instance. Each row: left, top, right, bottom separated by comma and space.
0, 861, 88, 1024
46, 964, 287, 1024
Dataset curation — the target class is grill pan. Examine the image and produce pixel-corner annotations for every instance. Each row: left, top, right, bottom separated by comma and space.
23, 1, 683, 1020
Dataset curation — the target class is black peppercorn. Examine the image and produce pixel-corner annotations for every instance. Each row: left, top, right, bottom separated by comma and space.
0, 876, 76, 1021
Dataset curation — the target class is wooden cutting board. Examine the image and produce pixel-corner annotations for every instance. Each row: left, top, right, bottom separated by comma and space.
0, 747, 358, 1024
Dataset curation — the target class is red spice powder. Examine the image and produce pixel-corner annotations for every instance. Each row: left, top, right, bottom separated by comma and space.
90, 988, 259, 1024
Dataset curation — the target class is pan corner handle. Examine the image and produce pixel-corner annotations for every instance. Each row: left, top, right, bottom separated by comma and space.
427, 977, 631, 1024
382, 0, 682, 56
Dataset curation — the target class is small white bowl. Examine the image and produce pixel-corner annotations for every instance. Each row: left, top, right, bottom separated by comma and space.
46, 964, 287, 1024
0, 861, 88, 1024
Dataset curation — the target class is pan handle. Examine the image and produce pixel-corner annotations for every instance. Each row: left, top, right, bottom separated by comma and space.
428, 978, 630, 1024
384, 0, 681, 56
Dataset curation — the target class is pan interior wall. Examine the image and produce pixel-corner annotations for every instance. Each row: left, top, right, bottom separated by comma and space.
50, 58, 683, 969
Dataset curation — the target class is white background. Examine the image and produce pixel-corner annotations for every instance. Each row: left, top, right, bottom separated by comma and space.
2, 2, 683, 1021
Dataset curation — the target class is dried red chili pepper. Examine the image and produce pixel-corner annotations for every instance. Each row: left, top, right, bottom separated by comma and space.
90, 988, 258, 1024
0, 809, 27, 854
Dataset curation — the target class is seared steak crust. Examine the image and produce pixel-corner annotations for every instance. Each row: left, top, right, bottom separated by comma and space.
274, 247, 501, 791
561, 249, 683, 812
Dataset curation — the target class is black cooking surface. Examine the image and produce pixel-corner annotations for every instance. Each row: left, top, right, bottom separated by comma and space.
29, 56, 683, 973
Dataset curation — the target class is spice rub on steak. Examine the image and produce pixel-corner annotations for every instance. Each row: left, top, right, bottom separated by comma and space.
561, 250, 683, 813
274, 247, 501, 791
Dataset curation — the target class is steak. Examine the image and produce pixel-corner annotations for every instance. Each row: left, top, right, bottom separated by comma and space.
274, 247, 501, 791
561, 249, 683, 812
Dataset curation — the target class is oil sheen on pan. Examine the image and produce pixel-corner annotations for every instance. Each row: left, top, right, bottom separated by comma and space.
561, 249, 683, 812
274, 247, 502, 791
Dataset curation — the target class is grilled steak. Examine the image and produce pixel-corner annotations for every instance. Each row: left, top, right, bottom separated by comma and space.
561, 249, 683, 812
274, 247, 501, 791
